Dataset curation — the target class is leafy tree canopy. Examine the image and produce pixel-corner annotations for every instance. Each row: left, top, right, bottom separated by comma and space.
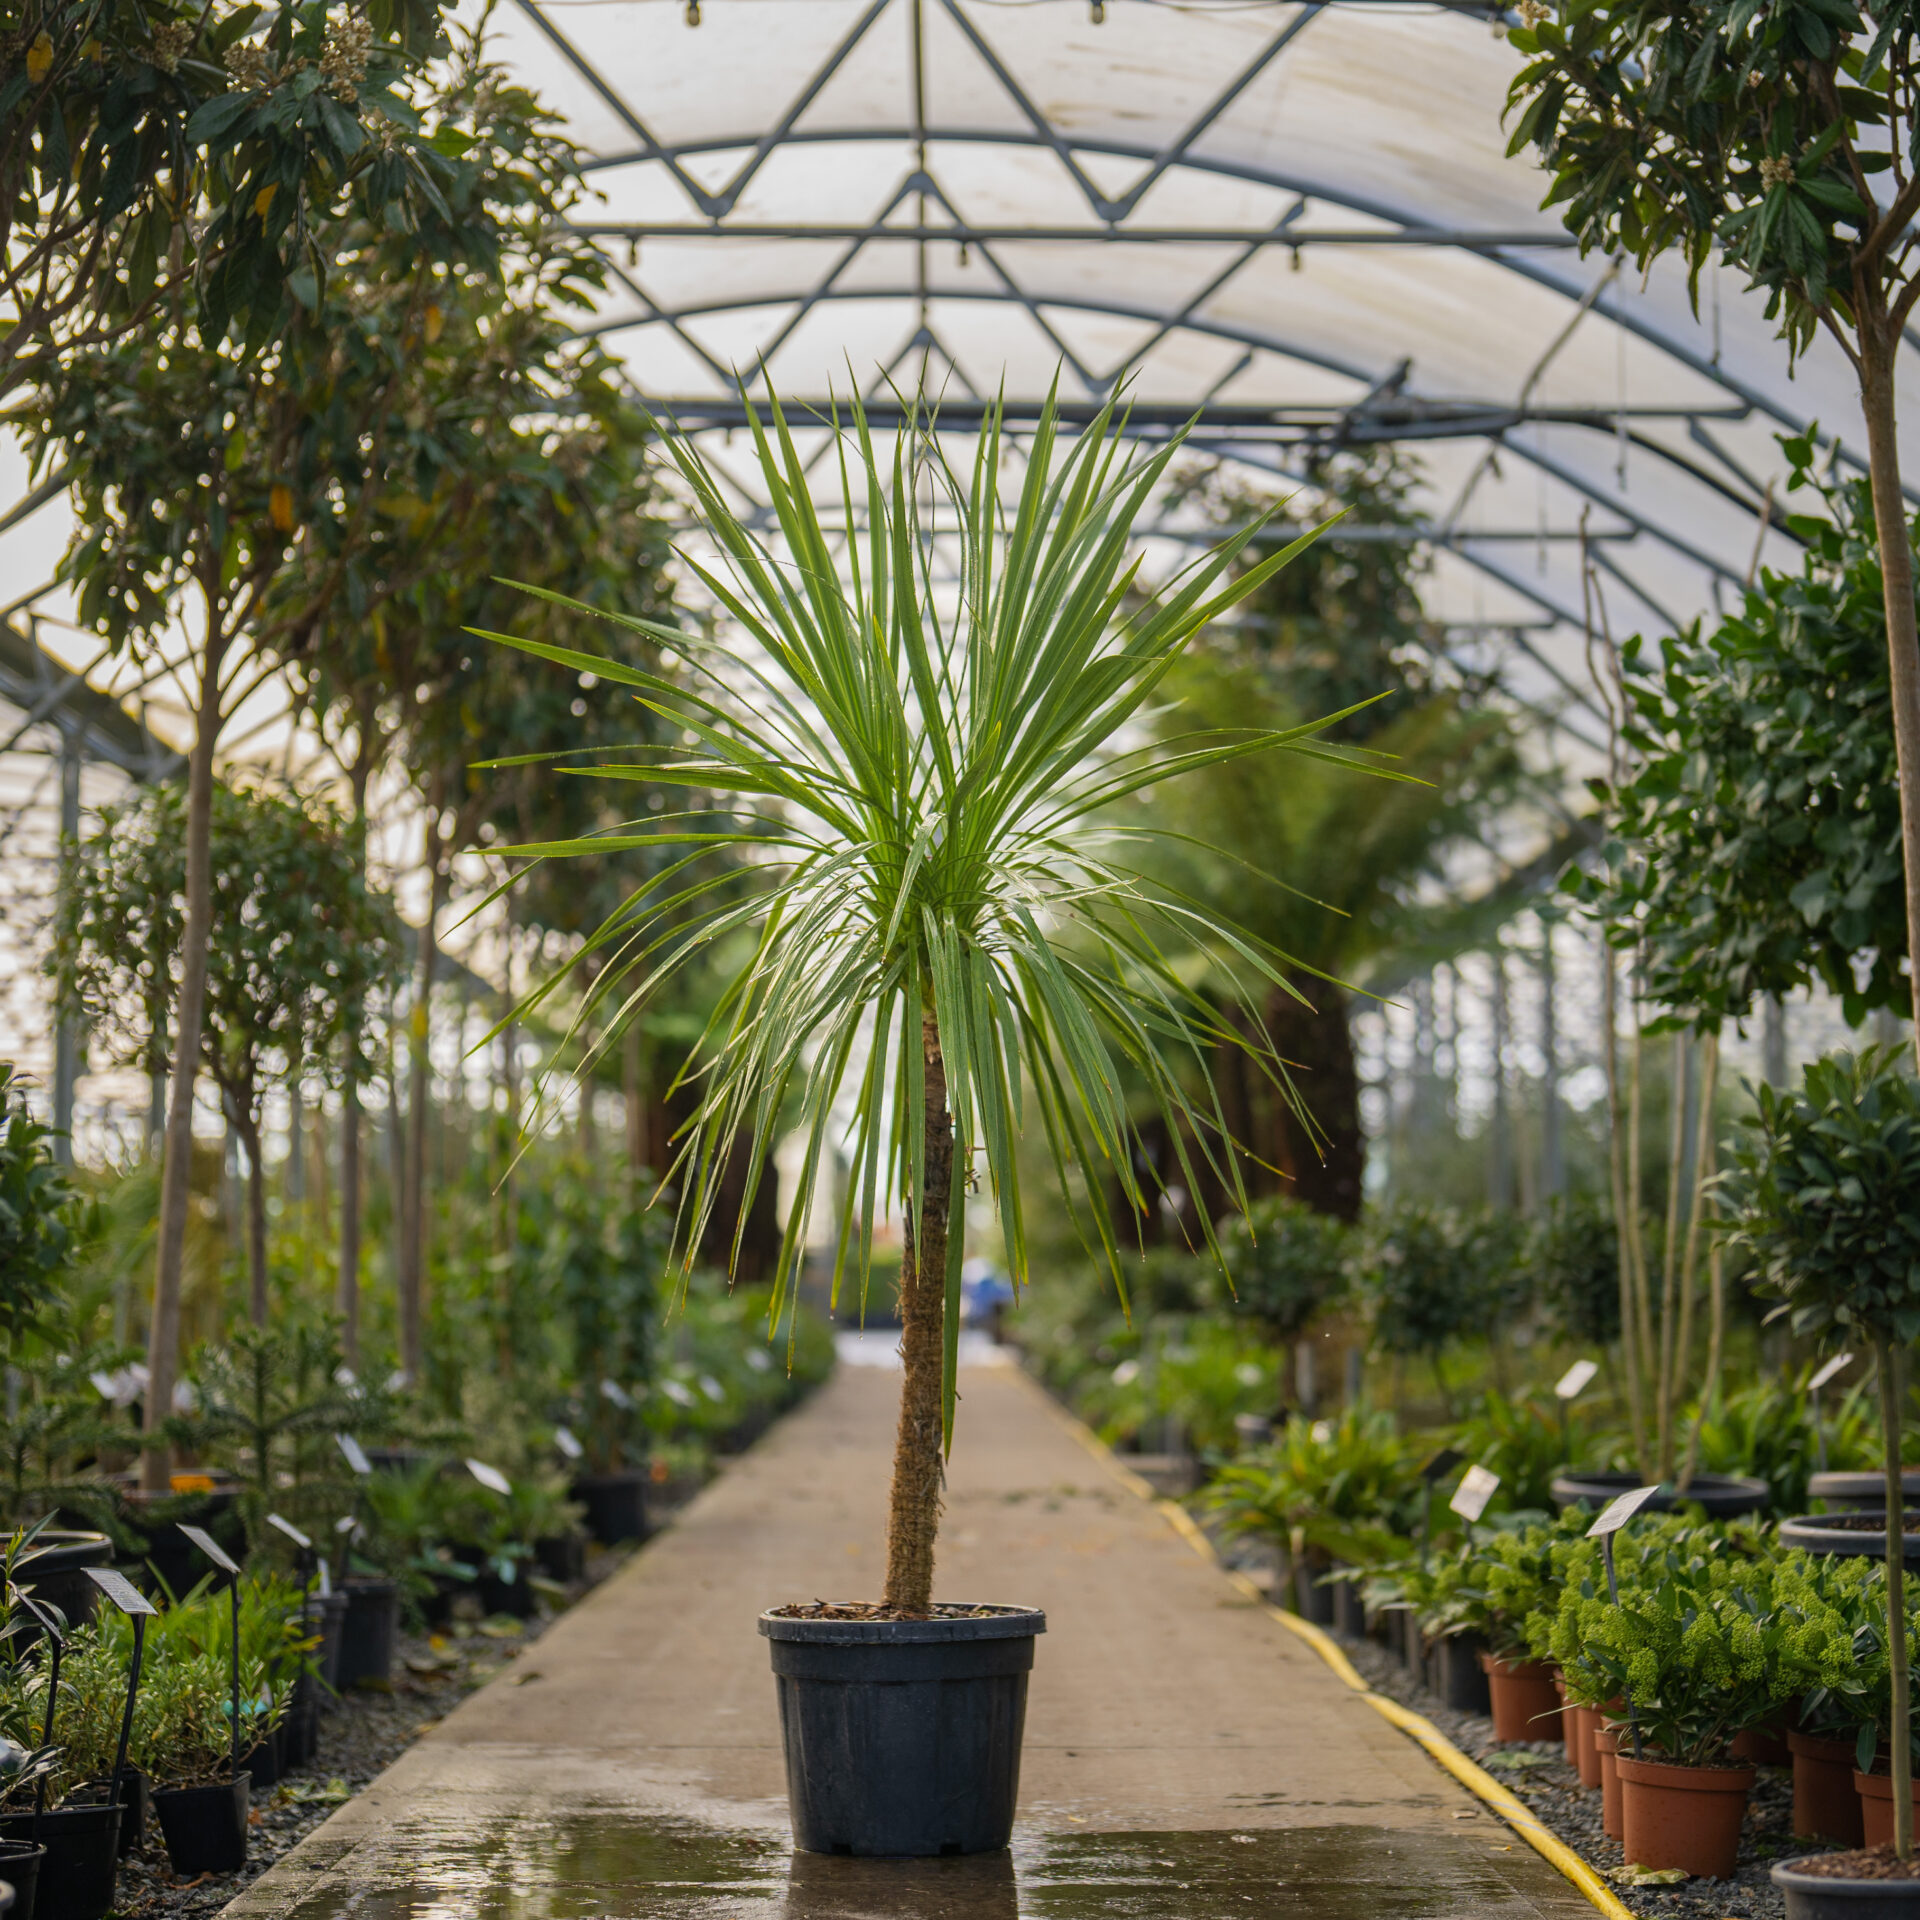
1212, 1195, 1351, 1343
0, 1065, 77, 1352
1571, 435, 1906, 1028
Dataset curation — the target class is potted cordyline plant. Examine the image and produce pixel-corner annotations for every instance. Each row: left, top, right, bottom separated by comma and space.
1724, 1047, 1920, 1912
487, 384, 1356, 1857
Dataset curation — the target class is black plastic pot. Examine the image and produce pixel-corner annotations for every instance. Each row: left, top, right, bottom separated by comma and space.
152, 1777, 249, 1876
73, 1773, 147, 1857
1330, 1570, 1366, 1640
336, 1578, 400, 1689
312, 1589, 349, 1698
0, 1803, 120, 1920
115, 1487, 241, 1600
1773, 1856, 1920, 1917
244, 1729, 281, 1789
0, 1839, 45, 1920
1292, 1549, 1335, 1626
760, 1605, 1045, 1856
572, 1471, 647, 1546
535, 1532, 585, 1583
1435, 1632, 1493, 1715
1550, 1469, 1771, 1518
11, 1533, 112, 1639
1809, 1472, 1920, 1512
1779, 1511, 1920, 1567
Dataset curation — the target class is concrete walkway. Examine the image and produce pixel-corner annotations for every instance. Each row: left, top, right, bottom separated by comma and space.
228, 1357, 1594, 1919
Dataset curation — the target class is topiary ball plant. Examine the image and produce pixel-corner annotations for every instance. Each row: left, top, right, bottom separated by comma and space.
1723, 1047, 1920, 1856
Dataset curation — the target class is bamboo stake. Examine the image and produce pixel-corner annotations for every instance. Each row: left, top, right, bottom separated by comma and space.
1673, 1032, 1719, 1485
1626, 1012, 1657, 1475
1603, 943, 1650, 1476
1656, 1029, 1689, 1475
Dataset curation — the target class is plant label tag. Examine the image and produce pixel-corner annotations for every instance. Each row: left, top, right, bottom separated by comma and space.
466, 1459, 512, 1497
1809, 1352, 1854, 1392
266, 1513, 312, 1551
335, 1515, 360, 1537
600, 1379, 633, 1411
553, 1426, 584, 1461
1420, 1447, 1465, 1485
1588, 1483, 1663, 1538
1450, 1465, 1501, 1522
178, 1524, 240, 1575
317, 1563, 332, 1597
1555, 1359, 1599, 1401
336, 1433, 372, 1476
84, 1567, 157, 1616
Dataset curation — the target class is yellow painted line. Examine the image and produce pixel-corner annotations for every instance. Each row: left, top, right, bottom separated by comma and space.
1004, 1366, 1631, 1920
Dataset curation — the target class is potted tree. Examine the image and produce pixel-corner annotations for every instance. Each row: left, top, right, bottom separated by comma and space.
1725, 1047, 1920, 1906
493, 383, 1350, 1855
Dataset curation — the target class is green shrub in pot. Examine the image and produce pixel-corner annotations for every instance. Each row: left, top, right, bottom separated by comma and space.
1774, 1551, 1920, 1773
1722, 1045, 1920, 1855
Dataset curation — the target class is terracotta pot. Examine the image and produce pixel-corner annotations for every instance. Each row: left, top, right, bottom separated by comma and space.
1789, 1730, 1866, 1847
1551, 1673, 1581, 1767
1732, 1720, 1793, 1767
1567, 1702, 1605, 1789
1617, 1755, 1754, 1880
1594, 1725, 1625, 1840
1479, 1651, 1563, 1745
1855, 1768, 1920, 1850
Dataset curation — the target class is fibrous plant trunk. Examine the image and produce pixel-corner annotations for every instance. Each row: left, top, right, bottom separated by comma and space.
882, 1014, 952, 1618
1601, 944, 1650, 1479
142, 634, 228, 1491
400, 856, 446, 1380
1881, 1337, 1913, 1859
238, 1113, 268, 1327
338, 1072, 361, 1359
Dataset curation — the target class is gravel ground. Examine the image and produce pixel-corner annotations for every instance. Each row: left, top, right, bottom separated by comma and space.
109, 1547, 635, 1920
1204, 1536, 1843, 1920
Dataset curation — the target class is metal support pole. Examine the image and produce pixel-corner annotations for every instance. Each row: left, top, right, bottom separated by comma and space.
50, 720, 83, 1162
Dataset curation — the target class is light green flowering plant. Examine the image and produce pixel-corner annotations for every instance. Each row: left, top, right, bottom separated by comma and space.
1439, 1511, 1591, 1660
1543, 1537, 1794, 1767
1774, 1552, 1920, 1772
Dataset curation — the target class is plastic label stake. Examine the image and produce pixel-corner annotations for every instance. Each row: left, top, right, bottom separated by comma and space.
266, 1513, 313, 1552
84, 1568, 155, 1826
466, 1459, 513, 1497
1587, 1484, 1662, 1760
1555, 1360, 1600, 1400
1450, 1464, 1501, 1524
180, 1525, 244, 1779
336, 1433, 372, 1476
553, 1426, 585, 1462
1807, 1352, 1854, 1475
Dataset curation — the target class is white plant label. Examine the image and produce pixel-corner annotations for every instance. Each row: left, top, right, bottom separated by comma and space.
335, 1433, 372, 1476
1809, 1352, 1854, 1392
1450, 1465, 1501, 1523
266, 1512, 312, 1551
84, 1567, 157, 1615
466, 1459, 513, 1497
178, 1523, 240, 1575
1588, 1483, 1663, 1538
1555, 1359, 1600, 1401
553, 1426, 584, 1462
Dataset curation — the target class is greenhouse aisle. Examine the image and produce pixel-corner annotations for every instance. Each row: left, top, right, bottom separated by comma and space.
225, 1356, 1594, 1920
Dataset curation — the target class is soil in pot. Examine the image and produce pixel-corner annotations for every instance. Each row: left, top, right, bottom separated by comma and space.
152, 1776, 249, 1876
0, 1803, 119, 1920
0, 1840, 44, 1920
571, 1471, 646, 1546
1792, 1731, 1869, 1846
1551, 1468, 1771, 1518
1478, 1651, 1562, 1745
336, 1578, 400, 1689
1774, 1846, 1920, 1919
1616, 1754, 1755, 1880
1594, 1726, 1625, 1840
760, 1603, 1044, 1856
1780, 1512, 1920, 1568
1855, 1769, 1920, 1851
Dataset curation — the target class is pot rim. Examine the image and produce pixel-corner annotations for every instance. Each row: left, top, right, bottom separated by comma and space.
1614, 1754, 1757, 1789
1853, 1770, 1920, 1795
758, 1603, 1045, 1645
1477, 1649, 1552, 1677
1773, 1853, 1920, 1895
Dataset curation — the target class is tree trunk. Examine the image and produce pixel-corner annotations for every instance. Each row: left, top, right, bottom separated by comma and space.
1881, 1337, 1913, 1859
338, 1072, 361, 1359
141, 635, 227, 1492
1263, 975, 1363, 1222
1859, 329, 1920, 1063
239, 1113, 269, 1327
882, 1013, 952, 1617
1601, 938, 1651, 1479
401, 858, 446, 1380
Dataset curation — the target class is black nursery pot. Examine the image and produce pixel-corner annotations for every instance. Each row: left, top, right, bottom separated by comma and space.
73, 1773, 148, 1857
1778, 1511, 1920, 1569
336, 1578, 400, 1689
571, 1471, 647, 1546
1330, 1570, 1366, 1640
0, 1803, 120, 1920
0, 1839, 45, 1920
1550, 1469, 1771, 1518
1808, 1471, 1920, 1512
152, 1777, 249, 1877
1773, 1856, 1920, 1918
1292, 1549, 1336, 1627
760, 1605, 1045, 1857
1436, 1632, 1493, 1715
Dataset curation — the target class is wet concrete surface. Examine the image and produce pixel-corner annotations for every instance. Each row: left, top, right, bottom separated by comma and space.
243, 1811, 1581, 1919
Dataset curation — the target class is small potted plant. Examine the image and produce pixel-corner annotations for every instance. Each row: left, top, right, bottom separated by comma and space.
146, 1642, 266, 1876
1725, 1047, 1920, 1909
1450, 1521, 1572, 1744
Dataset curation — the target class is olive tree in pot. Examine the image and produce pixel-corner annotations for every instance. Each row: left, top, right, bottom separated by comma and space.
1725, 1047, 1920, 1907
493, 384, 1348, 1856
